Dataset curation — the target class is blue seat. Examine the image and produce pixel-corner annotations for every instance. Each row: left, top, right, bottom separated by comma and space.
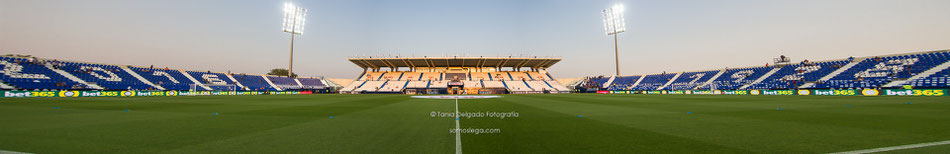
0, 57, 83, 90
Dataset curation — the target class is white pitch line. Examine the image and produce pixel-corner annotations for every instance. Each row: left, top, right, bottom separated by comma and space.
829, 140, 950, 154
0, 150, 33, 154
454, 96, 463, 154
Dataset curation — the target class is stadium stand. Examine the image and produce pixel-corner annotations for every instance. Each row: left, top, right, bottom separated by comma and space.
380, 72, 403, 81
7, 50, 949, 93
400, 72, 422, 81
267, 76, 301, 90
572, 50, 950, 92
889, 53, 950, 88
470, 72, 492, 81
585, 50, 950, 91
588, 76, 611, 87
421, 72, 442, 81
0, 57, 86, 90
506, 72, 530, 81
128, 67, 194, 90
630, 73, 677, 90
544, 80, 570, 91
901, 68, 950, 88
463, 80, 480, 88
445, 73, 466, 81
355, 81, 386, 92
342, 57, 568, 94
379, 81, 407, 92
0, 55, 324, 91
698, 66, 773, 90
503, 80, 531, 92
228, 74, 276, 91
666, 70, 720, 90
406, 81, 429, 88
341, 80, 364, 92
527, 72, 551, 81
746, 60, 847, 90
526, 80, 559, 91
482, 81, 506, 88
810, 52, 950, 89
361, 72, 385, 81
604, 75, 640, 90
490, 72, 508, 81
297, 77, 326, 89
57, 62, 155, 90
428, 80, 449, 88
187, 71, 240, 91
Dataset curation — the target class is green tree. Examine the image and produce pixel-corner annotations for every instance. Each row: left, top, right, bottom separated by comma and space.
267, 68, 298, 78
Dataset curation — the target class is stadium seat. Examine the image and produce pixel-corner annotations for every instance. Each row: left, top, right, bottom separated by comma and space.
128, 67, 198, 91
630, 73, 677, 90
666, 70, 720, 90
747, 60, 847, 89
0, 57, 84, 90
812, 52, 950, 89
297, 77, 326, 89
231, 74, 277, 91
267, 76, 300, 90
605, 76, 640, 90
58, 62, 155, 90
697, 67, 772, 90
185, 71, 241, 91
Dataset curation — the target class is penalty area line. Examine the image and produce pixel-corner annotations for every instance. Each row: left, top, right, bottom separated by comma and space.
829, 140, 950, 154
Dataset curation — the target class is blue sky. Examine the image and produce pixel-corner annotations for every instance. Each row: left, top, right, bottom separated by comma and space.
2, 0, 949, 78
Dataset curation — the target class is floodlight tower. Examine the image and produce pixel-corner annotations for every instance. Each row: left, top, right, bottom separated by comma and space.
283, 2, 307, 77
602, 4, 625, 76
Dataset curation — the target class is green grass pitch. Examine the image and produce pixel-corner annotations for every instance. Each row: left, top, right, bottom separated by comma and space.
1, 94, 949, 153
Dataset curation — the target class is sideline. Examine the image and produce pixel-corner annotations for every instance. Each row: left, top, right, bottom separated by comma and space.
454, 96, 463, 154
829, 140, 950, 154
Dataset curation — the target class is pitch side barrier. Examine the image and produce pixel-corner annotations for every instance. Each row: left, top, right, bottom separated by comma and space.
0, 90, 312, 98
596, 89, 948, 96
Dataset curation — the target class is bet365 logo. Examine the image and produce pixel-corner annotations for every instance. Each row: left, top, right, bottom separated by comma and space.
885, 89, 946, 96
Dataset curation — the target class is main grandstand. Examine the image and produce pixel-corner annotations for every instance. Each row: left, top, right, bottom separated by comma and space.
0, 54, 332, 92
340, 57, 569, 94
584, 49, 950, 92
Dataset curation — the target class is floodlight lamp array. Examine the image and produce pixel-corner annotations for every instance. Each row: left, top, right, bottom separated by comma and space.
282, 3, 307, 35
602, 4, 625, 36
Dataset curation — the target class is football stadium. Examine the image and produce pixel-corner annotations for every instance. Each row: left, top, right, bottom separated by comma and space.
2, 0, 950, 153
